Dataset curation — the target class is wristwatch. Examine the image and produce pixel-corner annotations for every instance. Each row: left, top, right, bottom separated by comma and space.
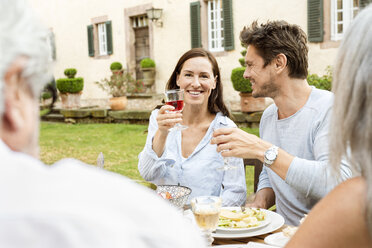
263, 145, 279, 167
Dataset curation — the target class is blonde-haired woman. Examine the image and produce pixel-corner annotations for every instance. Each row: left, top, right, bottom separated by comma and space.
286, 4, 372, 248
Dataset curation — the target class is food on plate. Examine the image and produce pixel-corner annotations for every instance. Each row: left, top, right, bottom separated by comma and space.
218, 208, 266, 229
158, 191, 172, 200
282, 214, 307, 238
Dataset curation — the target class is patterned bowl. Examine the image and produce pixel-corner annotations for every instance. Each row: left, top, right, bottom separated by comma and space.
156, 185, 192, 209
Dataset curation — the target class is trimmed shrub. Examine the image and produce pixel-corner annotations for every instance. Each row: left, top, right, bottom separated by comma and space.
231, 67, 252, 93
110, 62, 123, 71
41, 91, 52, 100
140, 58, 156, 68
56, 78, 84, 93
64, 68, 77, 78
239, 58, 246, 67
307, 66, 332, 91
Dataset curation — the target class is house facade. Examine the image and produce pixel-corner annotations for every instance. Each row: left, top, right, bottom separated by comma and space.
28, 0, 370, 107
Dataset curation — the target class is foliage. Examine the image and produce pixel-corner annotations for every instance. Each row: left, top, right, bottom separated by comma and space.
240, 49, 247, 57
239, 58, 246, 67
64, 68, 77, 78
56, 78, 84, 93
127, 80, 146, 93
95, 72, 135, 97
307, 66, 333, 91
110, 62, 123, 71
231, 67, 252, 93
39, 123, 259, 195
41, 91, 52, 100
140, 58, 156, 68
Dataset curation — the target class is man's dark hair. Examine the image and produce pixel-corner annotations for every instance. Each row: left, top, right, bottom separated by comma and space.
240, 20, 309, 79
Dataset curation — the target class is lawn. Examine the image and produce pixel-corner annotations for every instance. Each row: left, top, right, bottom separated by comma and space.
39, 122, 259, 195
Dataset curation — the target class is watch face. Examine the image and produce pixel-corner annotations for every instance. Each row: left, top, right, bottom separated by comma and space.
266, 151, 276, 160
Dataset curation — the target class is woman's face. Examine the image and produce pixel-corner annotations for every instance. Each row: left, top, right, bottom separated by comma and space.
176, 56, 216, 108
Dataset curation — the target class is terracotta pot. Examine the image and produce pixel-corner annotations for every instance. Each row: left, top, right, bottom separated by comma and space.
109, 96, 128, 110
60, 92, 82, 109
239, 92, 266, 112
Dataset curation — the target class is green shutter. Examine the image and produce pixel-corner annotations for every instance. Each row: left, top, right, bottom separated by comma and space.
190, 1, 201, 48
360, 0, 371, 8
307, 0, 324, 42
106, 21, 113, 55
223, 0, 234, 51
87, 25, 94, 57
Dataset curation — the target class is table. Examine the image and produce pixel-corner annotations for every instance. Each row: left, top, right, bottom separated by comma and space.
213, 226, 286, 246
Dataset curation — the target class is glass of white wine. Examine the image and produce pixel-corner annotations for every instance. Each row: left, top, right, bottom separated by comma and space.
190, 196, 222, 246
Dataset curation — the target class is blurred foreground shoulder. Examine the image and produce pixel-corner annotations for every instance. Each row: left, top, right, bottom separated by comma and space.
286, 177, 372, 248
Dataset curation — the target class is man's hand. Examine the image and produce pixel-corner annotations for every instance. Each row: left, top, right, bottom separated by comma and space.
211, 127, 271, 160
246, 188, 276, 209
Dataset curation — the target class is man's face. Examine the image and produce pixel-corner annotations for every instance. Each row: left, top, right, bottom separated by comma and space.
243, 45, 279, 98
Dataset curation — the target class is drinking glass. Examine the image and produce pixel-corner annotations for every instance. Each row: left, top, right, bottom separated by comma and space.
190, 196, 222, 246
212, 128, 237, 171
165, 89, 188, 131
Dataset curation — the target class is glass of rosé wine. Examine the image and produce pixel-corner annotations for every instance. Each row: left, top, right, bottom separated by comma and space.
165, 89, 188, 131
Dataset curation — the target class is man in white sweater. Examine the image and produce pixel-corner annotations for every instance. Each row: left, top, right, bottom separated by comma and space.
0, 1, 205, 247
212, 20, 351, 226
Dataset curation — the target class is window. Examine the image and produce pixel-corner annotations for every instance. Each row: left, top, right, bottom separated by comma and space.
190, 0, 234, 51
131, 15, 148, 28
97, 23, 108, 55
208, 0, 224, 52
331, 0, 359, 40
87, 17, 113, 57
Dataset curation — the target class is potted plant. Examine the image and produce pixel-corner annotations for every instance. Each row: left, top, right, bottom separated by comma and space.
110, 62, 123, 75
140, 58, 156, 92
231, 50, 266, 113
56, 68, 84, 109
96, 70, 135, 110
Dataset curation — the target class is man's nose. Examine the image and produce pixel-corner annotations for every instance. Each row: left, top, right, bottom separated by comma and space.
243, 67, 251, 80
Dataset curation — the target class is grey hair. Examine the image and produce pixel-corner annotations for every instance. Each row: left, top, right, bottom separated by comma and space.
330, 4, 372, 238
0, 0, 52, 116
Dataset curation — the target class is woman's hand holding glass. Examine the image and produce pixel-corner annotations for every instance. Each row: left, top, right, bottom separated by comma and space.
156, 105, 183, 133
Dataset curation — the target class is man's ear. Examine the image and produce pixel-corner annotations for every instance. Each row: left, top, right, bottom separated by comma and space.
274, 53, 287, 74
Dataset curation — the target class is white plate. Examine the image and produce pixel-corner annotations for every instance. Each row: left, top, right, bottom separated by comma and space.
264, 232, 290, 247
217, 207, 271, 233
212, 209, 284, 239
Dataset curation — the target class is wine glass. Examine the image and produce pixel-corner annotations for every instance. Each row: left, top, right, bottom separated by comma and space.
191, 196, 222, 246
212, 128, 237, 171
165, 89, 188, 131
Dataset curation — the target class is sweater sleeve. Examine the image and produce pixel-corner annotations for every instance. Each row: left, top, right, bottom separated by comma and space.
138, 110, 177, 183
285, 107, 351, 200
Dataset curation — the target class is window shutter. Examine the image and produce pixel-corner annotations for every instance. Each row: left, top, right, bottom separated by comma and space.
307, 0, 324, 42
360, 0, 371, 9
223, 0, 234, 51
190, 2, 201, 48
106, 21, 113, 55
87, 25, 94, 57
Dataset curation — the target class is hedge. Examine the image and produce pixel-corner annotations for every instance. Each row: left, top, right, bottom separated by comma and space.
140, 58, 155, 68
231, 67, 252, 93
56, 78, 84, 93
64, 68, 77, 78
110, 62, 123, 71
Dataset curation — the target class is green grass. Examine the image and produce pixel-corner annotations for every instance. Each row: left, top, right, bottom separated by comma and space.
39, 123, 259, 195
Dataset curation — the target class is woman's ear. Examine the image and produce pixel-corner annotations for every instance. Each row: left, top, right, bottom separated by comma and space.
212, 76, 217, 89
176, 73, 180, 87
2, 59, 28, 132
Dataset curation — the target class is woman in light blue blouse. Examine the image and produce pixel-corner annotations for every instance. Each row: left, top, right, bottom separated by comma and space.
138, 48, 246, 206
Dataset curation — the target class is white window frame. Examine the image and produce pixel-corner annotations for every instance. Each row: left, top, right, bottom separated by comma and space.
97, 23, 108, 56
331, 0, 359, 41
208, 0, 224, 52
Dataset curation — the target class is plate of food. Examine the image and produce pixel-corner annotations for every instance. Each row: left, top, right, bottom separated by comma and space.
217, 207, 270, 233
212, 209, 285, 239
